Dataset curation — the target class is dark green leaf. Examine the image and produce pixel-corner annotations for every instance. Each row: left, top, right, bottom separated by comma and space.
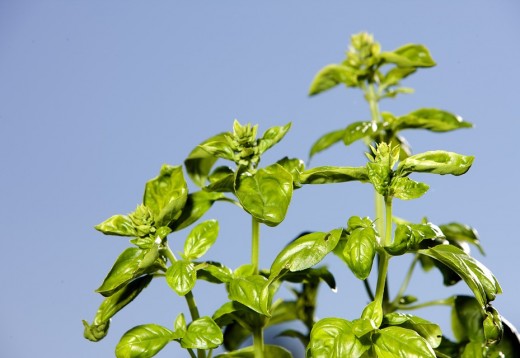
397, 151, 474, 177
270, 229, 343, 279
309, 129, 346, 160
383, 313, 442, 348
301, 166, 368, 184
181, 316, 223, 349
439, 222, 484, 256
389, 177, 429, 200
183, 220, 219, 260
276, 157, 305, 188
461, 342, 484, 358
392, 108, 472, 133
308, 318, 369, 358
143, 165, 188, 227
96, 248, 145, 297
372, 326, 436, 357
215, 344, 293, 358
184, 133, 229, 187
343, 121, 378, 146
309, 64, 357, 96
228, 275, 271, 316
115, 324, 173, 358
419, 246, 502, 307
165, 260, 196, 296
487, 317, 520, 358
381, 44, 436, 68
386, 223, 443, 256
95, 215, 137, 237
281, 266, 336, 290
170, 190, 225, 232
258, 122, 291, 155
235, 164, 293, 227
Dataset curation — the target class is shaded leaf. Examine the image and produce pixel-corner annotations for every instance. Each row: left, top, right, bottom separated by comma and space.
215, 344, 292, 358
196, 261, 233, 284
439, 222, 484, 256
383, 313, 442, 348
301, 166, 368, 184
170, 190, 225, 231
386, 223, 443, 256
185, 133, 229, 187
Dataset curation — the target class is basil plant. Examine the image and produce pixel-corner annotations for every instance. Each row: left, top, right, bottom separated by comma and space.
83, 32, 519, 357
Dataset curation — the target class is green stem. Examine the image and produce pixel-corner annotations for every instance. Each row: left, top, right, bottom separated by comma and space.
253, 326, 264, 358
398, 297, 454, 311
374, 197, 393, 311
251, 217, 260, 275
390, 254, 420, 309
187, 349, 197, 358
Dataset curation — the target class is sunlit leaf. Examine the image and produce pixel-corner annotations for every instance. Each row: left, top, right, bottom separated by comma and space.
95, 215, 137, 237
180, 316, 223, 349
373, 326, 436, 357
389, 177, 429, 200
383, 313, 442, 348
343, 121, 379, 146
309, 128, 346, 160
258, 122, 291, 155
185, 133, 229, 187
397, 151, 474, 177
301, 166, 368, 184
381, 44, 436, 68
165, 260, 196, 296
115, 324, 173, 358
228, 275, 271, 316
392, 108, 472, 133
309, 64, 357, 96
308, 318, 369, 358
96, 248, 145, 297
183, 220, 219, 260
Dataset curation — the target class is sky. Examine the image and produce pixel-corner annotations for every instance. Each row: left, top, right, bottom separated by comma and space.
1, 1, 519, 357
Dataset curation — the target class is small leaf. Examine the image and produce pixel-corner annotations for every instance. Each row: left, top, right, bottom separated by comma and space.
258, 122, 291, 155
181, 316, 223, 349
309, 64, 357, 96
343, 121, 379, 146
340, 225, 377, 280
235, 164, 293, 227
95, 215, 137, 237
392, 108, 472, 133
228, 275, 271, 316
487, 316, 520, 357
170, 190, 225, 232
381, 67, 416, 88
115, 324, 173, 358
361, 301, 383, 328
397, 151, 474, 177
373, 326, 436, 357
381, 44, 436, 68
389, 177, 429, 200
309, 128, 346, 160
439, 222, 484, 256
144, 165, 188, 227
308, 318, 370, 358
165, 260, 196, 296
301, 166, 368, 184
196, 261, 233, 284
386, 223, 443, 256
96, 248, 145, 297
184, 133, 229, 187
183, 220, 219, 260
383, 313, 442, 348
276, 157, 305, 188
172, 313, 186, 340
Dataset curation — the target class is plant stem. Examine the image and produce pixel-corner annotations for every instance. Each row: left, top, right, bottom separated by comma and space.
253, 325, 264, 358
398, 297, 454, 311
251, 217, 260, 275
374, 197, 393, 312
390, 254, 420, 309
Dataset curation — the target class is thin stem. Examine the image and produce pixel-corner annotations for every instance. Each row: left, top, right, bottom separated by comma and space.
251, 217, 260, 275
391, 254, 420, 309
188, 349, 197, 358
253, 326, 264, 358
398, 297, 454, 311
363, 279, 375, 301
374, 197, 393, 310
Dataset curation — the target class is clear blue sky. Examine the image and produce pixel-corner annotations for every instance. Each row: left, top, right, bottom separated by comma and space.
1, 1, 519, 357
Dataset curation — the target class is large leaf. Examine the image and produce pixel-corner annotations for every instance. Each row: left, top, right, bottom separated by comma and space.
309, 128, 346, 160
96, 248, 145, 297
381, 44, 436, 68
228, 275, 271, 316
215, 344, 292, 357
95, 215, 137, 237
309, 64, 357, 95
143, 165, 188, 227
307, 318, 369, 358
276, 157, 305, 188
184, 133, 230, 187
180, 316, 223, 349
183, 220, 219, 260
115, 324, 173, 358
372, 326, 436, 357
235, 164, 293, 227
396, 151, 474, 177
383, 313, 442, 348
419, 245, 502, 307
258, 122, 291, 155
392, 108, 472, 132
301, 166, 368, 184
165, 260, 196, 296
270, 229, 343, 279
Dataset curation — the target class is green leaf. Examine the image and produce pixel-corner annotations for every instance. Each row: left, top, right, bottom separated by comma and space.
419, 246, 502, 307
228, 275, 271, 316
82, 320, 110, 342
339, 225, 377, 280
206, 166, 236, 192
439, 222, 484, 256
196, 261, 233, 284
381, 44, 436, 68
183, 220, 219, 260
309, 64, 357, 95
487, 317, 520, 357
170, 190, 225, 231
143, 165, 188, 227
389, 177, 429, 200
308, 318, 369, 358
198, 133, 235, 162
366, 143, 400, 196
165, 260, 196, 296
309, 128, 346, 160
172, 313, 186, 340
235, 164, 293, 227
215, 344, 293, 358
373, 326, 436, 358
381, 67, 417, 88
181, 316, 223, 349
96, 248, 145, 297
361, 301, 383, 328
461, 342, 484, 358
386, 223, 443, 256
258, 122, 291, 155
95, 214, 137, 237
115, 324, 173, 358
392, 108, 472, 133
270, 229, 343, 279
343, 121, 378, 146
301, 166, 368, 184
276, 157, 305, 189
396, 151, 474, 177
383, 313, 442, 348
185, 133, 229, 187
281, 266, 336, 290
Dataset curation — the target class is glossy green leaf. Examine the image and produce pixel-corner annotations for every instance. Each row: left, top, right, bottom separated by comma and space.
309, 64, 357, 95
389, 177, 429, 200
276, 157, 305, 188
487, 317, 520, 357
184, 133, 229, 187
228, 275, 271, 316
196, 261, 233, 284
373, 326, 436, 358
381, 67, 416, 88
381, 44, 436, 68
235, 164, 293, 226
170, 190, 225, 231
383, 313, 442, 348
215, 344, 292, 358
397, 151, 474, 177
386, 223, 443, 256
484, 306, 503, 345
270, 229, 343, 279
419, 246, 502, 307
258, 122, 291, 155
96, 248, 145, 297
180, 316, 223, 349
206, 166, 236, 192
165, 260, 196, 296
301, 166, 368, 184
281, 266, 336, 290
461, 342, 484, 358
172, 313, 186, 340
340, 225, 377, 280
439, 222, 484, 255
143, 165, 188, 227
366, 143, 400, 196
198, 133, 235, 162
392, 108, 472, 133
82, 320, 110, 342
115, 324, 173, 358
343, 121, 378, 146
308, 318, 369, 358
309, 128, 346, 160
183, 220, 219, 260
95, 214, 137, 237
361, 301, 383, 328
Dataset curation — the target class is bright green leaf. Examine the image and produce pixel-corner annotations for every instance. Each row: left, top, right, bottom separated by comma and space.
184, 133, 229, 187
340, 226, 377, 280
373, 326, 436, 358
309, 64, 357, 96
183, 220, 219, 260
276, 157, 305, 188
309, 128, 346, 160
308, 318, 369, 358
383, 313, 442, 348
386, 223, 443, 256
181, 316, 223, 349
96, 248, 145, 297
228, 275, 271, 316
397, 151, 474, 177
95, 215, 137, 237
170, 190, 225, 232
343, 121, 379, 146
381, 67, 416, 88
381, 44, 436, 68
115, 324, 173, 358
196, 262, 233, 284
206, 166, 236, 192
301, 166, 368, 184
165, 260, 196, 296
392, 108, 472, 133
172, 313, 186, 340
215, 344, 292, 358
390, 177, 429, 200
258, 122, 291, 155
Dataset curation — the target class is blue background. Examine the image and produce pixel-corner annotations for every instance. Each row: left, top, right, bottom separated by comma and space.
1, 1, 519, 357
